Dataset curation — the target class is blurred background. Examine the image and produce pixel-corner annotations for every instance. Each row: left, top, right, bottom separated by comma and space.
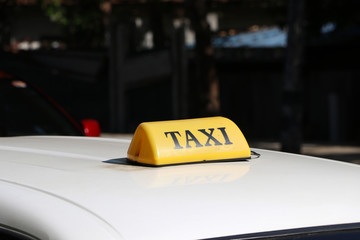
1, 0, 360, 162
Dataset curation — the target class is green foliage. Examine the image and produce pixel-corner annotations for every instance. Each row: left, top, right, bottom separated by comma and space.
41, 0, 105, 48
43, 0, 68, 25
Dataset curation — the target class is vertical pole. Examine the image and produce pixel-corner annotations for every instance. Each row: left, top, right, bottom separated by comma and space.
281, 0, 306, 153
328, 93, 339, 143
186, 0, 220, 116
172, 25, 188, 119
109, 23, 129, 132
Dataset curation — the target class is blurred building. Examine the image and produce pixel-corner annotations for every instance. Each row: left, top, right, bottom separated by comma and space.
1, 0, 360, 144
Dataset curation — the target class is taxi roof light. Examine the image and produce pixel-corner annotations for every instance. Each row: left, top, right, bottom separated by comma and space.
127, 117, 251, 166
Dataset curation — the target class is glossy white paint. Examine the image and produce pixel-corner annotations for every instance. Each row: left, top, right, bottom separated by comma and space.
0, 136, 360, 240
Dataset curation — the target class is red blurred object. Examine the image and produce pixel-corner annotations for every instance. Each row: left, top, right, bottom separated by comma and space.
0, 71, 13, 78
1, 69, 102, 137
81, 119, 101, 137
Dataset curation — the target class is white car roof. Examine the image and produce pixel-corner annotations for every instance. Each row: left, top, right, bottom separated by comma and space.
1, 136, 360, 240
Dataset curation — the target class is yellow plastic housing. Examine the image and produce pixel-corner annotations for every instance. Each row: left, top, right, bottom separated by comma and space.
127, 117, 251, 166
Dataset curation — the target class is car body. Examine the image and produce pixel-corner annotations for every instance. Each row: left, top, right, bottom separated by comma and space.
0, 134, 359, 240
0, 70, 100, 137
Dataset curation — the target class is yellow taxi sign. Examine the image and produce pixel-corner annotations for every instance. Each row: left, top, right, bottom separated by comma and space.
127, 117, 251, 166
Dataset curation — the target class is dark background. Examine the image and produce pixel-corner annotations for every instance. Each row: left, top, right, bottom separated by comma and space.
1, 0, 360, 153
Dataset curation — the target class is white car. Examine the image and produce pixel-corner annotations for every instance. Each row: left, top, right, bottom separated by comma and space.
0, 117, 360, 240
